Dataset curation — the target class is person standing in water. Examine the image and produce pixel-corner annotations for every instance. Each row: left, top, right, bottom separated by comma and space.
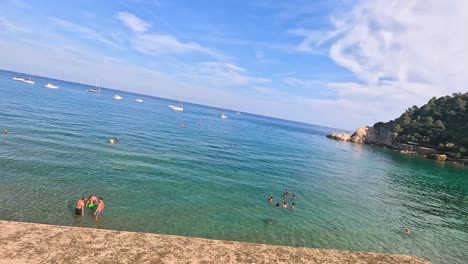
75, 197, 87, 215
405, 229, 410, 235
268, 196, 273, 203
86, 195, 98, 209
94, 197, 105, 218
3, 128, 8, 134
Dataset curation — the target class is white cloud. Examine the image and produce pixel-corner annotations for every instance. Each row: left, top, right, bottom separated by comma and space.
283, 77, 323, 89
290, 0, 468, 126
115, 11, 221, 58
182, 61, 270, 87
117, 12, 151, 33
0, 16, 29, 33
132, 33, 220, 58
49, 17, 120, 49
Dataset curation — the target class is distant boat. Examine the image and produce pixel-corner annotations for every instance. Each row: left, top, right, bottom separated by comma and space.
22, 79, 35, 84
87, 80, 101, 93
12, 77, 26, 81
170, 101, 184, 111
236, 112, 241, 115
44, 83, 59, 89
12, 73, 34, 84
135, 98, 143, 103
220, 114, 228, 119
113, 95, 123, 100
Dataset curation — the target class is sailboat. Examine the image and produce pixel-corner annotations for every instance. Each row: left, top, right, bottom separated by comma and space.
113, 95, 123, 100
169, 101, 184, 111
220, 114, 228, 119
87, 80, 101, 93
12, 71, 34, 84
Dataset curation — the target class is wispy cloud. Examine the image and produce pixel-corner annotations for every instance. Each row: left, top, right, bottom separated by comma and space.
0, 16, 29, 33
117, 11, 151, 33
117, 11, 222, 59
181, 61, 270, 87
132, 33, 219, 58
289, 0, 468, 126
49, 17, 120, 49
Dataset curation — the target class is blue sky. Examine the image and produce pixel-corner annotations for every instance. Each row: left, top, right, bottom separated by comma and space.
1, 0, 467, 129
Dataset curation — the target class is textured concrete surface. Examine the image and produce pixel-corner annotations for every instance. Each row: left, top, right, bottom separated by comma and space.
0, 220, 430, 264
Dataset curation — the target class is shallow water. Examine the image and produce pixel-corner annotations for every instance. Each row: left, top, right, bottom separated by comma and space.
0, 69, 467, 264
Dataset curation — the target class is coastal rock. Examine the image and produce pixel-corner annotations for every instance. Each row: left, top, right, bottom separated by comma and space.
414, 147, 437, 155
326, 132, 351, 142
460, 147, 466, 153
445, 143, 455, 148
350, 126, 398, 147
430, 154, 447, 161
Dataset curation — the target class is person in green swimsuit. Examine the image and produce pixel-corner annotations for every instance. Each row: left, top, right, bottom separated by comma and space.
86, 194, 98, 209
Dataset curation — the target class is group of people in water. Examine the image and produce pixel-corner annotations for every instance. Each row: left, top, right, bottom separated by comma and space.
75, 195, 105, 218
268, 189, 296, 209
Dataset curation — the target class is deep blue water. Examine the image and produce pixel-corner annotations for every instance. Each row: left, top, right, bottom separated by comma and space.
0, 69, 467, 264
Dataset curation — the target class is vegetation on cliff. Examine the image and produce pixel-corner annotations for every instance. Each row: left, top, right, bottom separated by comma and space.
374, 92, 468, 153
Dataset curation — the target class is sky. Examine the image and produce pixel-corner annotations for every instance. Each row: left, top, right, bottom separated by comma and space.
1, 0, 467, 129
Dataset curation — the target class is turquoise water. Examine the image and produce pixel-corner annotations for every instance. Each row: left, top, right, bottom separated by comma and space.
0, 69, 467, 263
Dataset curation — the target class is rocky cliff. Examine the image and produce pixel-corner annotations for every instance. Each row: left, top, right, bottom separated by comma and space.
350, 126, 398, 147
327, 126, 467, 165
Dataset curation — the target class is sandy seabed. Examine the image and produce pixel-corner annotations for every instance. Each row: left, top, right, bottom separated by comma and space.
0, 220, 429, 264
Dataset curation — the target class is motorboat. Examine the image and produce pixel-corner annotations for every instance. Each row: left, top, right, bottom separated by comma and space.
113, 95, 123, 100
44, 83, 59, 89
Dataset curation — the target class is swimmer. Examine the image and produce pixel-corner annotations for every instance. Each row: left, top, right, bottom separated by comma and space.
94, 197, 105, 218
285, 189, 290, 195
282, 202, 287, 208
405, 229, 410, 235
180, 123, 185, 128
282, 199, 286, 205
75, 196, 87, 215
291, 203, 296, 209
86, 194, 98, 209
292, 194, 296, 200
268, 196, 273, 203
3, 128, 8, 134
108, 136, 119, 144
276, 203, 280, 208
282, 193, 286, 199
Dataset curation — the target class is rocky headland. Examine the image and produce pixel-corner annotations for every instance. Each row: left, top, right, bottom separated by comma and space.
327, 125, 467, 165
327, 92, 468, 165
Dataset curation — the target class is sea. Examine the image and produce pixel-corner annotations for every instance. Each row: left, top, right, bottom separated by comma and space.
0, 69, 467, 264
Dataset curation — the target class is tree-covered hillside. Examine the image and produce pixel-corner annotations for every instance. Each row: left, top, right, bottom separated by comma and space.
374, 92, 468, 151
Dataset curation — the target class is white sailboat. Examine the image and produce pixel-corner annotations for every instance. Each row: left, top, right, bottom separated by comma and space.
88, 80, 101, 93
12, 71, 34, 84
220, 114, 228, 119
169, 101, 184, 111
135, 98, 143, 103
44, 83, 59, 89
113, 95, 123, 100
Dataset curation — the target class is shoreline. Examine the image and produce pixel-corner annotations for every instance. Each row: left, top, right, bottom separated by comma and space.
327, 131, 468, 166
0, 220, 429, 263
